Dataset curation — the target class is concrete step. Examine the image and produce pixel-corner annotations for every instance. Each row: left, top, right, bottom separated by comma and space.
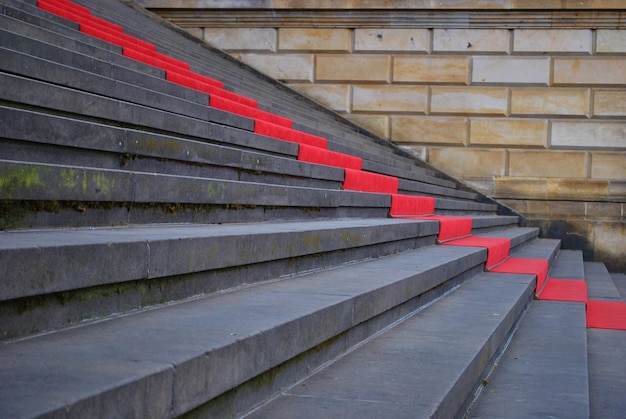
585, 261, 622, 302
612, 273, 626, 302
587, 328, 626, 418
0, 243, 489, 417
245, 271, 536, 419
467, 248, 589, 418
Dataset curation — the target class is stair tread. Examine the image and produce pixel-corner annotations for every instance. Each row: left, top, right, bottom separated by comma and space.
0, 244, 486, 418
587, 328, 626, 418
467, 300, 589, 418
585, 261, 622, 301
547, 249, 585, 280
246, 271, 535, 419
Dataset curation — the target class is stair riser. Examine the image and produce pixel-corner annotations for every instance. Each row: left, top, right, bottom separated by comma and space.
0, 234, 436, 341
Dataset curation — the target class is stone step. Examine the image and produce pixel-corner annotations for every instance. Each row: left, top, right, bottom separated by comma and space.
245, 271, 536, 419
612, 273, 626, 302
0, 243, 491, 417
587, 328, 626, 418
585, 261, 622, 302
466, 248, 589, 418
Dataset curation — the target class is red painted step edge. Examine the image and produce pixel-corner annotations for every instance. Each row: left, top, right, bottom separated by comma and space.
297, 144, 362, 170
254, 120, 328, 148
343, 168, 399, 194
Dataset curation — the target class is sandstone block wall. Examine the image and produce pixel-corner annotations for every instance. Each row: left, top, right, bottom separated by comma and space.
141, 1, 625, 270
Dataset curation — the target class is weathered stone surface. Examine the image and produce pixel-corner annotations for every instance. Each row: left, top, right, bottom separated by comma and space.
345, 114, 390, 138
551, 121, 626, 149
354, 29, 429, 52
591, 152, 626, 179
511, 87, 590, 116
433, 29, 510, 53
593, 90, 626, 117
290, 83, 351, 112
508, 150, 587, 178
472, 57, 550, 85
596, 30, 626, 53
391, 116, 467, 145
279, 28, 351, 51
428, 147, 506, 177
431, 87, 507, 115
393, 56, 469, 84
352, 85, 428, 113
238, 53, 314, 81
203, 28, 277, 51
586, 202, 622, 220
553, 58, 626, 85
316, 54, 391, 82
470, 118, 548, 147
513, 29, 592, 53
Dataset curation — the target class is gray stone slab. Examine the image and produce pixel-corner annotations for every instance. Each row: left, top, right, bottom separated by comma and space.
478, 226, 539, 248
548, 249, 585, 280
247, 272, 535, 419
611, 273, 626, 301
435, 197, 498, 214
587, 328, 626, 418
511, 238, 561, 262
585, 262, 622, 301
470, 215, 519, 230
468, 300, 589, 418
0, 244, 485, 418
0, 218, 432, 300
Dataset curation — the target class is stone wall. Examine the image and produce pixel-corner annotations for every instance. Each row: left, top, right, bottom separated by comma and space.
139, 0, 625, 271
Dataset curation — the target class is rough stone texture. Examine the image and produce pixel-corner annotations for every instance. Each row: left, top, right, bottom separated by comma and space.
472, 56, 551, 85
203, 28, 277, 51
391, 116, 467, 145
469, 118, 548, 147
596, 29, 626, 53
590, 152, 626, 179
393, 56, 470, 84
429, 148, 506, 177
433, 28, 510, 53
316, 54, 391, 82
352, 85, 428, 113
289, 83, 351, 112
511, 87, 590, 116
237, 53, 314, 82
513, 29, 592, 53
345, 114, 390, 138
508, 150, 587, 178
279, 28, 351, 52
553, 58, 626, 85
593, 90, 626, 116
354, 28, 429, 52
431, 87, 507, 115
551, 121, 626, 149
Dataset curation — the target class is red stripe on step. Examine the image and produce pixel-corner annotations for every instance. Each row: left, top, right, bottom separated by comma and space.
538, 279, 588, 302
490, 257, 549, 294
389, 194, 435, 216
445, 236, 511, 269
254, 120, 328, 148
210, 96, 291, 128
298, 144, 362, 170
39, 2, 124, 33
123, 48, 189, 72
39, 0, 91, 18
424, 215, 473, 242
343, 168, 399, 194
175, 70, 223, 89
166, 71, 256, 107
80, 24, 156, 52
587, 300, 626, 330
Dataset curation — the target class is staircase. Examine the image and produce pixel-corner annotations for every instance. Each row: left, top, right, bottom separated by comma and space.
0, 0, 624, 417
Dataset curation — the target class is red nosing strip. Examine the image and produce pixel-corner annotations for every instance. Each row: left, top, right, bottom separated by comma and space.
210, 96, 291, 128
424, 215, 473, 243
445, 236, 511, 269
587, 300, 626, 330
123, 48, 189, 72
490, 257, 549, 294
166, 72, 257, 107
39, 0, 91, 18
538, 279, 588, 302
389, 194, 435, 216
80, 24, 156, 52
39, 2, 124, 33
254, 120, 328, 148
298, 144, 362, 171
175, 70, 223, 89
343, 168, 399, 194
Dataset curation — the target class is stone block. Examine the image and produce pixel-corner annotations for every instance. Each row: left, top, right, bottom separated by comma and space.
354, 29, 430, 52
494, 177, 547, 199
553, 58, 626, 85
593, 90, 626, 117
433, 29, 509, 53
527, 200, 586, 217
238, 53, 314, 82
596, 30, 626, 53
511, 87, 590, 116
183, 27, 203, 39
591, 152, 626, 179
546, 179, 609, 200
203, 28, 277, 51
513, 29, 592, 54
279, 28, 351, 52
289, 84, 350, 112
316, 54, 391, 82
551, 121, 626, 149
472, 57, 550, 85
586, 202, 622, 220
352, 85, 428, 113
430, 87, 507, 115
390, 116, 467, 145
428, 147, 506, 177
470, 118, 548, 147
346, 114, 390, 139
393, 56, 469, 84
508, 150, 587, 178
